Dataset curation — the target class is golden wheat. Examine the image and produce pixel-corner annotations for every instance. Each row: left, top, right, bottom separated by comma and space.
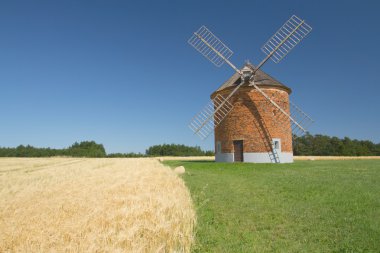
0, 158, 196, 252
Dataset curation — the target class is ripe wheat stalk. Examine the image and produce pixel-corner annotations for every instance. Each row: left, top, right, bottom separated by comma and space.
0, 158, 196, 252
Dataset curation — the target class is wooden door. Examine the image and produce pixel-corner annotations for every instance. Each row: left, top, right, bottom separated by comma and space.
233, 140, 243, 162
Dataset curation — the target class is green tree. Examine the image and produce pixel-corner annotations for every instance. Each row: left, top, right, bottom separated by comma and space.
66, 141, 106, 157
146, 144, 213, 156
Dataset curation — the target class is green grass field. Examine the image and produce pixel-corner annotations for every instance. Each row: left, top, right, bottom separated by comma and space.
164, 160, 380, 253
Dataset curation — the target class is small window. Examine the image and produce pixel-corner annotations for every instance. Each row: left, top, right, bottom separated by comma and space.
272, 138, 281, 151
216, 141, 221, 154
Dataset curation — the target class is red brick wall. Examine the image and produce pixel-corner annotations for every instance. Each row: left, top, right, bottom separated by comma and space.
212, 86, 293, 153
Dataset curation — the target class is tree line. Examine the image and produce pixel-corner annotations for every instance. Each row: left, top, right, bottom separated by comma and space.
0, 142, 213, 157
0, 141, 107, 157
293, 134, 380, 156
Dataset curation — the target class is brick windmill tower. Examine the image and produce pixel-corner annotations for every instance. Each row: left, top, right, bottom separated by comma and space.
188, 15, 314, 163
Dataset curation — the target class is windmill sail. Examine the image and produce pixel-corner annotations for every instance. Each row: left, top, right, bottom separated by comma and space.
289, 100, 314, 135
189, 94, 234, 139
188, 26, 233, 67
261, 15, 312, 64
188, 25, 242, 73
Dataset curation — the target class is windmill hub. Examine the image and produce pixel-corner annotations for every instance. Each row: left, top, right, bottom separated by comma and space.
241, 67, 253, 82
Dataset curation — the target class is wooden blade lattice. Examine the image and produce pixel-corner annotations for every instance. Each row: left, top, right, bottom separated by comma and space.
189, 94, 234, 140
188, 26, 234, 67
261, 15, 312, 63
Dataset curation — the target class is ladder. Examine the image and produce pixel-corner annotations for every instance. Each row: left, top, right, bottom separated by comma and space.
251, 103, 281, 163
269, 142, 280, 163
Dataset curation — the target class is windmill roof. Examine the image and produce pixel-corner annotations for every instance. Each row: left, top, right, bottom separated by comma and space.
212, 63, 292, 95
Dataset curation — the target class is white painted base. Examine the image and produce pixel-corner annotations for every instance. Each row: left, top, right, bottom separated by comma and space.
215, 153, 234, 163
215, 152, 293, 163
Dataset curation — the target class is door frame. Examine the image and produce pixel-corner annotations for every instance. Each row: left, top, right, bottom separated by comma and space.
233, 140, 244, 162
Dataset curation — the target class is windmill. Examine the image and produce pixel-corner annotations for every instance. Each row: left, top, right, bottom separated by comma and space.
187, 15, 314, 163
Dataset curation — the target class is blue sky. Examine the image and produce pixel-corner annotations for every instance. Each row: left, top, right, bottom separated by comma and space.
0, 0, 379, 153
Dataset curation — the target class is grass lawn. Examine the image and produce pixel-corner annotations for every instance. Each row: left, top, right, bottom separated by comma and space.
164, 160, 380, 252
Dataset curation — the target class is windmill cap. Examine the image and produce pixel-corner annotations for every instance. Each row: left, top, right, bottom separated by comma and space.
211, 63, 292, 97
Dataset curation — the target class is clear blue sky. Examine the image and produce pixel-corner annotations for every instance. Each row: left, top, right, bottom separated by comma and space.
1, 0, 379, 153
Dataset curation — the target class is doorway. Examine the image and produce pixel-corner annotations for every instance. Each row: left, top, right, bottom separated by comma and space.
233, 140, 243, 162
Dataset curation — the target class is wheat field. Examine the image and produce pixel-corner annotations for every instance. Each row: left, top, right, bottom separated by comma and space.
0, 158, 196, 252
